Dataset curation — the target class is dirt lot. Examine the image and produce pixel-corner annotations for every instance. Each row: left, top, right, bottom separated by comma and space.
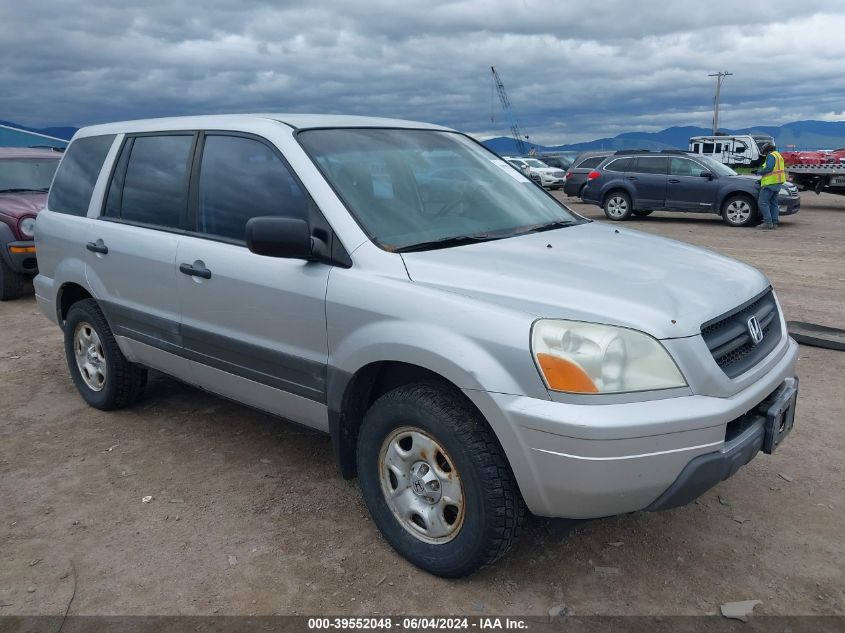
1, 192, 843, 617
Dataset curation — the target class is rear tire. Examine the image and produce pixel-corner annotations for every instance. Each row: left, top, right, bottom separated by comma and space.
0, 259, 25, 301
356, 382, 525, 577
64, 299, 147, 410
603, 191, 633, 221
721, 194, 758, 227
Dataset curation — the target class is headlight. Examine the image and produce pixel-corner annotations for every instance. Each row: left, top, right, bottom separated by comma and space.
19, 217, 36, 238
531, 319, 686, 394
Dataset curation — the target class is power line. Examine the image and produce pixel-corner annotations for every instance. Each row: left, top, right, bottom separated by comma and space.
708, 71, 733, 134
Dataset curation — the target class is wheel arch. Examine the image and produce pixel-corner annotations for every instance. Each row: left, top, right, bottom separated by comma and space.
57, 282, 94, 328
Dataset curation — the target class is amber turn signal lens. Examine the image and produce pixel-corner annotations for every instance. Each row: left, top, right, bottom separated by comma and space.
536, 353, 598, 393
9, 246, 36, 254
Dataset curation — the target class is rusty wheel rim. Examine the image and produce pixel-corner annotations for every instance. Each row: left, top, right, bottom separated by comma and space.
378, 426, 465, 544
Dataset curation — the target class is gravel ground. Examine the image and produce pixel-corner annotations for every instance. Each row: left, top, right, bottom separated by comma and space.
1, 191, 843, 617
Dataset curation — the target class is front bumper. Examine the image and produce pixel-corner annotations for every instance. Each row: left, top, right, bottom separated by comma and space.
778, 195, 801, 216
2, 240, 38, 275
463, 336, 798, 519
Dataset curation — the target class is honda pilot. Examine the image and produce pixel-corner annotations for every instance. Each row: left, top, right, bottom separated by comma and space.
35, 115, 799, 577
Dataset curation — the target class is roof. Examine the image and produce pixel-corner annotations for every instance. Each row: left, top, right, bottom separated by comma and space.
75, 113, 453, 138
0, 147, 63, 159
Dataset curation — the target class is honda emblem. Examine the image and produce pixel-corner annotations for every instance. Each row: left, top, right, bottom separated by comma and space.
747, 316, 764, 345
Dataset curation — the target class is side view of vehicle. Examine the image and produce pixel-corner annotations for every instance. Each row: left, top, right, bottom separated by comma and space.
688, 134, 765, 167
502, 156, 566, 189
36, 115, 798, 577
0, 147, 61, 300
581, 149, 800, 227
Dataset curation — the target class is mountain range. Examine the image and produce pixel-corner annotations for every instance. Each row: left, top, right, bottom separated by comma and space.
4, 118, 845, 154
481, 120, 845, 155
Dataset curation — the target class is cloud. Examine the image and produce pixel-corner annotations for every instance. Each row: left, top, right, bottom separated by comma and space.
1, 0, 842, 143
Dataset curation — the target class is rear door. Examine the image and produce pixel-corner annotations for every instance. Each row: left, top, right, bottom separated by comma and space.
629, 157, 668, 209
85, 133, 195, 378
176, 132, 331, 430
666, 157, 719, 211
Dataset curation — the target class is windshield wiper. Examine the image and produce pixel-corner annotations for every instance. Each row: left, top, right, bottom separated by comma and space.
0, 188, 49, 193
395, 233, 505, 253
516, 219, 579, 235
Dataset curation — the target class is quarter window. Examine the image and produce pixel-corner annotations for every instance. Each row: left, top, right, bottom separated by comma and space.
197, 135, 307, 241
111, 135, 194, 228
49, 135, 115, 216
604, 158, 633, 172
577, 156, 604, 169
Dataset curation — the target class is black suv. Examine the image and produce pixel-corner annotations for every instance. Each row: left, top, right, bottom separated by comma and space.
562, 151, 612, 198
581, 150, 800, 227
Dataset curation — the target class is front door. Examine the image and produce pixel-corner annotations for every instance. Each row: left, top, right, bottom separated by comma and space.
85, 133, 196, 379
176, 133, 331, 430
666, 157, 719, 212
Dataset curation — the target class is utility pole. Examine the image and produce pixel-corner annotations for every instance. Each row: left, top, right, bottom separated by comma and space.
708, 71, 733, 134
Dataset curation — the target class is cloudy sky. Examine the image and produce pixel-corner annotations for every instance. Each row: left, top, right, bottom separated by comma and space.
2, 0, 843, 144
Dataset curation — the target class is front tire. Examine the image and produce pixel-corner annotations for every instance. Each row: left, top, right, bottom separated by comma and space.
603, 191, 633, 221
64, 299, 147, 410
721, 194, 758, 227
0, 259, 25, 301
356, 382, 525, 577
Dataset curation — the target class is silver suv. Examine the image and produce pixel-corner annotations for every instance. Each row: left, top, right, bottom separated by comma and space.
35, 115, 799, 577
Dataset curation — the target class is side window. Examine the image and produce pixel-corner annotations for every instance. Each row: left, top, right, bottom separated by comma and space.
113, 135, 194, 228
702, 143, 715, 154
632, 157, 668, 174
715, 143, 723, 153
604, 158, 632, 172
692, 143, 701, 153
48, 134, 115, 216
578, 156, 604, 169
197, 135, 307, 241
669, 158, 708, 177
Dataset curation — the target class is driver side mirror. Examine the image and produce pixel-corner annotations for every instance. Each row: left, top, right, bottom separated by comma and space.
700, 171, 714, 180
245, 217, 326, 260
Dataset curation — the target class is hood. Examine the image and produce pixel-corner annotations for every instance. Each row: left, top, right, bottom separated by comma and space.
400, 222, 769, 339
0, 192, 47, 219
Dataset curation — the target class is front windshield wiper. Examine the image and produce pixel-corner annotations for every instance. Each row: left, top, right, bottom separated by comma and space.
516, 219, 579, 235
0, 188, 49, 193
395, 233, 506, 253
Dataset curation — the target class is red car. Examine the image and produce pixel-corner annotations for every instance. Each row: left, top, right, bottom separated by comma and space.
0, 148, 61, 300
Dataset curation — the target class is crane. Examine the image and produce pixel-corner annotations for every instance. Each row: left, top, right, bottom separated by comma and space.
490, 66, 530, 155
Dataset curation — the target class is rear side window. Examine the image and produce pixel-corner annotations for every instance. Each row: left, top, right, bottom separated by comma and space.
108, 135, 194, 228
632, 157, 668, 174
49, 134, 115, 216
604, 158, 633, 172
577, 156, 604, 169
670, 158, 709, 177
196, 135, 307, 241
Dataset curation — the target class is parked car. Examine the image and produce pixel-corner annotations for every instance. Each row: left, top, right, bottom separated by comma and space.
581, 150, 800, 227
562, 151, 612, 197
37, 115, 798, 577
0, 148, 61, 300
502, 156, 566, 189
537, 154, 574, 171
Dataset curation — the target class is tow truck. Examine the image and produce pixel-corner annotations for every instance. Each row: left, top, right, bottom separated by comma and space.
787, 164, 845, 197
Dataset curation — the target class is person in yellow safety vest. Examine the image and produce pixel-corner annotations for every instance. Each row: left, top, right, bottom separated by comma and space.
755, 142, 787, 230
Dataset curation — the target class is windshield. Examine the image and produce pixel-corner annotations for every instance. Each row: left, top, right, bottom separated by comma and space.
0, 158, 59, 192
298, 129, 582, 250
693, 155, 738, 177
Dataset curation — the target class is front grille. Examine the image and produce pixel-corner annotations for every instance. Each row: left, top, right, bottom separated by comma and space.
701, 288, 782, 378
552, 171, 566, 178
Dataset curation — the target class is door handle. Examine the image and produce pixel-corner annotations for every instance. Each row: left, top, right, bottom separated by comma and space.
86, 241, 108, 255
668, 179, 681, 184
626, 176, 637, 180
179, 262, 212, 279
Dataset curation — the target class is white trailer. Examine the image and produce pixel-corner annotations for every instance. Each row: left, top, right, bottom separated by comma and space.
688, 134, 763, 167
